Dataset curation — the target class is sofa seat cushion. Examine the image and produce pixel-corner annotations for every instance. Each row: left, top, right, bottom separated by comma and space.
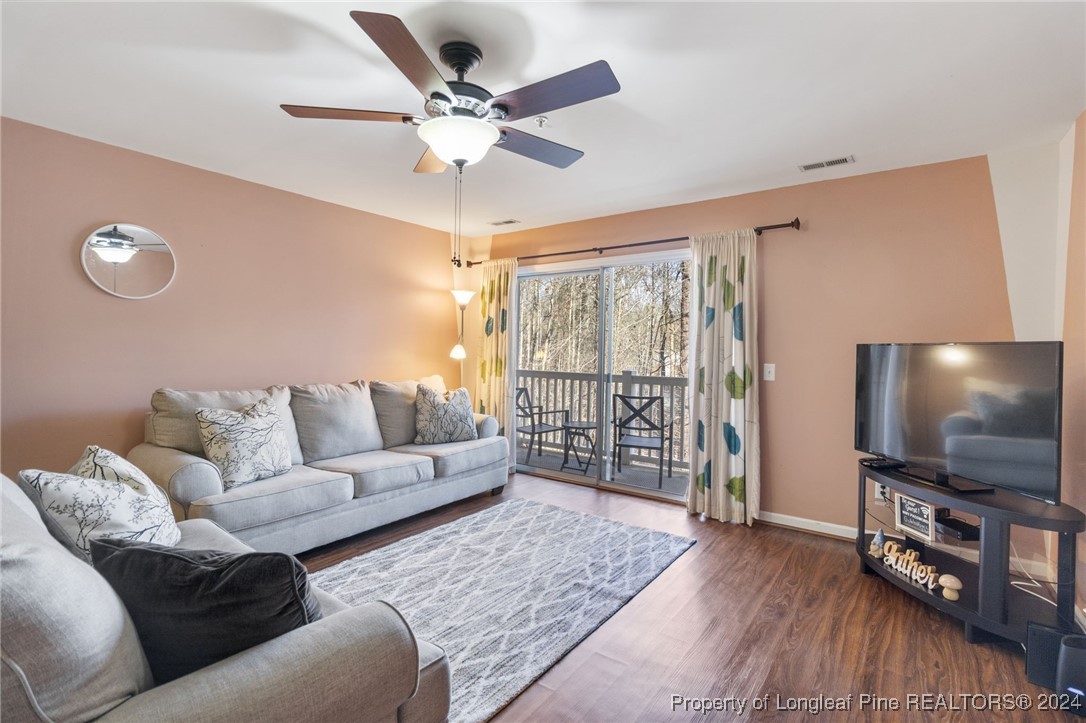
1, 477, 154, 722
188, 465, 352, 532
945, 436, 1057, 496
388, 437, 508, 478
311, 451, 435, 498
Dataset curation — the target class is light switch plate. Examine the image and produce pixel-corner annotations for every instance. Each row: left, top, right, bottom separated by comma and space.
763, 363, 776, 381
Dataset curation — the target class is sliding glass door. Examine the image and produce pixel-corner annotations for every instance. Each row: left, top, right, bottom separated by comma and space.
515, 270, 604, 482
515, 256, 691, 500
606, 261, 690, 496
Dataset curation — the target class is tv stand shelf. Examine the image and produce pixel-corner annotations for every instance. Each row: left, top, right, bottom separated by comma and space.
857, 463, 1084, 644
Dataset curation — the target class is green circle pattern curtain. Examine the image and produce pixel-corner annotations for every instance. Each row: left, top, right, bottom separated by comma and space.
475, 258, 518, 464
687, 229, 760, 525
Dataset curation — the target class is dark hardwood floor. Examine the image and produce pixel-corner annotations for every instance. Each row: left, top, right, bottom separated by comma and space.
298, 475, 1079, 722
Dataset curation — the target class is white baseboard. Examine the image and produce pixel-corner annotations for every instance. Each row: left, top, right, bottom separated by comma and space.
757, 511, 856, 540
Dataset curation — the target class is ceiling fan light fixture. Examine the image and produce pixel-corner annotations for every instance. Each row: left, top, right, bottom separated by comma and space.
91, 246, 138, 264
418, 116, 499, 166
90, 225, 139, 263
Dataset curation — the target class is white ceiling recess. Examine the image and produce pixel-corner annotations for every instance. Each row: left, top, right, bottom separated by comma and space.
2, 2, 1083, 236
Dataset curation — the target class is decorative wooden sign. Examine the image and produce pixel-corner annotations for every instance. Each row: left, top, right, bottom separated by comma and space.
895, 492, 934, 542
880, 541, 940, 590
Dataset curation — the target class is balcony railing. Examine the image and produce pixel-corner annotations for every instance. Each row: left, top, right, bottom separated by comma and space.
515, 369, 691, 479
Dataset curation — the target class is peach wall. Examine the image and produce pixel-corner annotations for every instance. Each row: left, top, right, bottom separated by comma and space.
1, 119, 458, 477
1062, 109, 1086, 614
490, 157, 1014, 527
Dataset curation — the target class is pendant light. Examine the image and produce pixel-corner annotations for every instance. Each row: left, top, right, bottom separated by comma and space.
450, 289, 475, 360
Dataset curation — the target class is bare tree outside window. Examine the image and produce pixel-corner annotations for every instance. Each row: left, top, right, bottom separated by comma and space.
518, 261, 689, 376
611, 261, 689, 377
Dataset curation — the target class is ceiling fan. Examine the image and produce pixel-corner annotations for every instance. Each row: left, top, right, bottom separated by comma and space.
88, 225, 166, 263
281, 11, 621, 173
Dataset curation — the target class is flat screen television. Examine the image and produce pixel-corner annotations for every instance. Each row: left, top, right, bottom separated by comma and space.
855, 341, 1063, 504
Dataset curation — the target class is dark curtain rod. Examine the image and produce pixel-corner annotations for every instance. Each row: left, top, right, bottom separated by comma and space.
464, 217, 800, 268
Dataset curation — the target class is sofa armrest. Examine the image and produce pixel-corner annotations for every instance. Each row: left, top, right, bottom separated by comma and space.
128, 442, 223, 518
99, 601, 421, 723
474, 413, 499, 439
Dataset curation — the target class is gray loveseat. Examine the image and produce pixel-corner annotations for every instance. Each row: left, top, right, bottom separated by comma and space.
128, 377, 509, 554
0, 475, 450, 722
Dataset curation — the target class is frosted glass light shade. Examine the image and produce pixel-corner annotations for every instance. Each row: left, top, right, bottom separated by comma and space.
91, 245, 138, 263
450, 343, 467, 360
418, 117, 500, 166
451, 289, 476, 307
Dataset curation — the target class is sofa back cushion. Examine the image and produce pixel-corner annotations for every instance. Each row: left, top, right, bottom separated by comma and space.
1, 476, 154, 722
290, 381, 383, 462
149, 386, 304, 465
370, 375, 448, 448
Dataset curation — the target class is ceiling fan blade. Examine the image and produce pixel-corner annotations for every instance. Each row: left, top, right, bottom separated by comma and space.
281, 105, 419, 123
350, 11, 455, 103
495, 127, 584, 168
413, 147, 447, 174
490, 60, 620, 122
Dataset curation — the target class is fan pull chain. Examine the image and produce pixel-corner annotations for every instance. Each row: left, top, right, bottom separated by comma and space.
453, 163, 464, 267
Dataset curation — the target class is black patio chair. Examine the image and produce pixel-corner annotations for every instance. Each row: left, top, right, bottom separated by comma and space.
515, 387, 568, 465
612, 394, 674, 488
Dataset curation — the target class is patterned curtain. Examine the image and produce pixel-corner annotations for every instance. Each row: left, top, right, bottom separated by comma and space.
687, 229, 760, 525
475, 258, 518, 463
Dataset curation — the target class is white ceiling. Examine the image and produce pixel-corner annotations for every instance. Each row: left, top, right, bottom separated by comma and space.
3, 2, 1084, 236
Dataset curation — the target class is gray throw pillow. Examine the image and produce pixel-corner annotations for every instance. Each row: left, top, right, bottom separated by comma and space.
90, 537, 322, 684
196, 397, 293, 489
17, 446, 182, 561
415, 386, 479, 444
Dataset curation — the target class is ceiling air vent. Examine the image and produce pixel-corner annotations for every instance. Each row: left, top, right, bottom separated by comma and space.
798, 155, 856, 172
488, 219, 521, 226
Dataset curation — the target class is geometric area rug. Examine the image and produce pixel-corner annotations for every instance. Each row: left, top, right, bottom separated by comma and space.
308, 498, 695, 722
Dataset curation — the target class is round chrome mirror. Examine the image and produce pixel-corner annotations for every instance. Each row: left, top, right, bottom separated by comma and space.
80, 224, 176, 299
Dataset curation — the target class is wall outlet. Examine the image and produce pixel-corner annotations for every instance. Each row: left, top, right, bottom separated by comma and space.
763, 363, 776, 381
876, 483, 891, 502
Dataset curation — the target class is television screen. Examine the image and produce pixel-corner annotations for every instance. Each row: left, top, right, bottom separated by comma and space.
855, 342, 1063, 504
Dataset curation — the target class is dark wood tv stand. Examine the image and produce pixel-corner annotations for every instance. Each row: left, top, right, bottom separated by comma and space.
857, 462, 1084, 644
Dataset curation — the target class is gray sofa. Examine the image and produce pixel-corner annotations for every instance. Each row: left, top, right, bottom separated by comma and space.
941, 411, 1058, 497
0, 475, 450, 723
128, 378, 509, 554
